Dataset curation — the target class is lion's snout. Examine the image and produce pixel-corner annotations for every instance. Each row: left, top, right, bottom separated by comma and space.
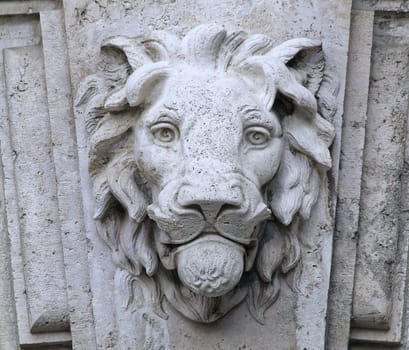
148, 175, 271, 246
176, 178, 243, 224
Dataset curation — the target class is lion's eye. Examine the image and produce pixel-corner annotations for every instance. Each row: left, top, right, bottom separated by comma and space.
245, 126, 271, 146
151, 122, 179, 144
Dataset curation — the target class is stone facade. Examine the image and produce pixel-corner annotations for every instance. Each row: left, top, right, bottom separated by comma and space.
0, 1, 408, 349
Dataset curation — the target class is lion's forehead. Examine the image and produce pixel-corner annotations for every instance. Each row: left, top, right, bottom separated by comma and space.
150, 71, 273, 133
163, 72, 260, 115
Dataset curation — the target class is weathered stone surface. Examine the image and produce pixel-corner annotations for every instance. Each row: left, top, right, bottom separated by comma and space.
0, 153, 19, 350
326, 9, 374, 349
12, 0, 409, 349
40, 9, 97, 349
62, 2, 351, 349
349, 10, 409, 347
0, 7, 72, 347
74, 23, 336, 350
353, 13, 408, 330
4, 42, 69, 334
0, 2, 95, 349
329, 2, 409, 348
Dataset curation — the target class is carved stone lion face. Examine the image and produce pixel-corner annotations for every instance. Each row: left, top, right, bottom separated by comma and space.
76, 24, 335, 324
136, 71, 283, 297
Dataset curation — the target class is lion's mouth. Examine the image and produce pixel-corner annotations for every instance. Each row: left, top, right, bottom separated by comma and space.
148, 178, 270, 297
155, 231, 260, 297
173, 234, 245, 297
147, 200, 270, 245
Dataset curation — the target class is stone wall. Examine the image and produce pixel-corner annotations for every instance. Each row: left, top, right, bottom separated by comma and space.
0, 1, 408, 349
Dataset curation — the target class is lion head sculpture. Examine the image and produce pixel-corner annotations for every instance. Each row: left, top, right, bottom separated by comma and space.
76, 24, 335, 324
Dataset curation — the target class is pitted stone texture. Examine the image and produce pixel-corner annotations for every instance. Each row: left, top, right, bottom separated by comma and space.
76, 23, 335, 349
0, 0, 357, 349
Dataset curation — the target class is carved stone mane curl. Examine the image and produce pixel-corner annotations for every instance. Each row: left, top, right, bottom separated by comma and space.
76, 24, 335, 323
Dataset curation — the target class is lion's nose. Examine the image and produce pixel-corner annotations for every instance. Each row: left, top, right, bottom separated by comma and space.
177, 181, 242, 223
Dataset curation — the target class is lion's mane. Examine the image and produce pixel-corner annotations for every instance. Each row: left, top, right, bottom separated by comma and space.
76, 24, 335, 323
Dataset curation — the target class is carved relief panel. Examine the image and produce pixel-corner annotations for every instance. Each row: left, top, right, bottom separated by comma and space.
0, 0, 355, 349
75, 23, 336, 349
62, 0, 353, 346
329, 2, 409, 348
0, 1, 95, 349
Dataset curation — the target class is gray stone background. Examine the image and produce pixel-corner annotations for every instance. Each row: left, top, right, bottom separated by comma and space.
0, 0, 409, 349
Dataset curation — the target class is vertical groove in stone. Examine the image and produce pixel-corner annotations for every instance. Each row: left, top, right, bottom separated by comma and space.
350, 12, 409, 344
0, 148, 19, 350
40, 9, 97, 349
4, 44, 70, 334
0, 13, 71, 346
326, 9, 374, 350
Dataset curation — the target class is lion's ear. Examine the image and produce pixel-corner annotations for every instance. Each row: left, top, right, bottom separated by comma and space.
267, 39, 334, 225
103, 32, 181, 68
101, 36, 174, 112
103, 62, 171, 111
269, 38, 325, 95
236, 38, 323, 115
102, 36, 153, 71
270, 38, 335, 165
267, 38, 325, 119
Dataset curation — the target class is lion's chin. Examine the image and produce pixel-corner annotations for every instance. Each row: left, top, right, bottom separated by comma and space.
175, 235, 245, 297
